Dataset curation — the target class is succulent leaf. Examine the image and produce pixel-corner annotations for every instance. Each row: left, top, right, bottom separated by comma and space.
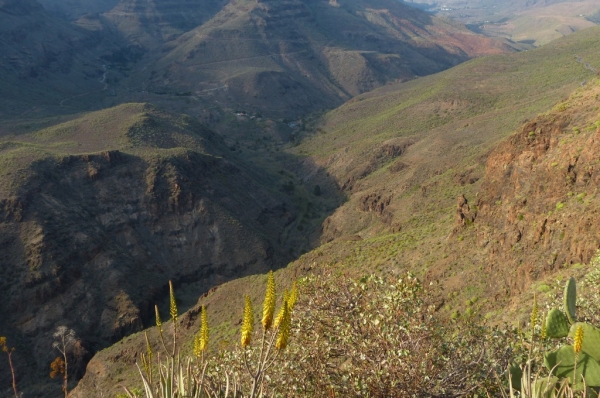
545, 308, 570, 338
564, 277, 577, 324
507, 361, 522, 391
544, 345, 600, 387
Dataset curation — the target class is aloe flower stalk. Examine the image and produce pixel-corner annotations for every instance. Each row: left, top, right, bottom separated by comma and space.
155, 305, 163, 334
275, 300, 291, 350
198, 305, 209, 352
531, 293, 538, 331
274, 290, 289, 329
288, 281, 298, 311
262, 271, 276, 330
241, 296, 254, 348
169, 280, 178, 322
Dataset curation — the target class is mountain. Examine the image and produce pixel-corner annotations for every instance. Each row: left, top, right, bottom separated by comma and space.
293, 26, 600, 241
69, 26, 600, 396
285, 26, 600, 319
37, 0, 226, 44
5, 2, 600, 395
129, 0, 513, 118
0, 103, 337, 396
7, 0, 514, 122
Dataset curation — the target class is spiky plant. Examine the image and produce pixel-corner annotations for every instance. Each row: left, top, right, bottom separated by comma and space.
288, 281, 298, 310
531, 293, 539, 334
140, 331, 154, 385
124, 273, 298, 397
241, 273, 298, 398
169, 280, 179, 357
573, 325, 584, 385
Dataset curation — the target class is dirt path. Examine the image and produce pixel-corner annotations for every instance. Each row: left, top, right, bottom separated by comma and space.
60, 65, 109, 107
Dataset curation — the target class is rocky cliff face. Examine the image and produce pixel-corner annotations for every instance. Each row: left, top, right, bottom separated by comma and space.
469, 81, 600, 295
423, 81, 600, 309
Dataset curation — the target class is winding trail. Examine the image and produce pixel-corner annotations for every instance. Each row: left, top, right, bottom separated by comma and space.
59, 64, 110, 107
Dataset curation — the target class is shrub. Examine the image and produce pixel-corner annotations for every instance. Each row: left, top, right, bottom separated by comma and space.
263, 271, 516, 397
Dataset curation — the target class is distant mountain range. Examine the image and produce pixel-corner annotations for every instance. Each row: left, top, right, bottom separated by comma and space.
405, 0, 600, 46
2, 0, 513, 119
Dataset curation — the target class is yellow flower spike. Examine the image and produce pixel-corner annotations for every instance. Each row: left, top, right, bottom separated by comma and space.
143, 331, 153, 374
193, 332, 202, 357
574, 325, 584, 354
541, 314, 547, 340
155, 305, 163, 334
275, 300, 291, 350
262, 271, 276, 330
288, 281, 298, 311
144, 331, 153, 359
274, 290, 289, 329
241, 296, 254, 348
199, 305, 209, 352
169, 280, 178, 323
531, 293, 538, 331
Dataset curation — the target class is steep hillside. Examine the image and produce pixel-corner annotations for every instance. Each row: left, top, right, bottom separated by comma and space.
280, 27, 600, 319
293, 26, 600, 243
472, 82, 600, 296
0, 103, 335, 396
129, 0, 512, 118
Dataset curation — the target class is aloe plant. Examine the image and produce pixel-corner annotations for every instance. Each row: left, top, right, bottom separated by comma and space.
542, 277, 600, 391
